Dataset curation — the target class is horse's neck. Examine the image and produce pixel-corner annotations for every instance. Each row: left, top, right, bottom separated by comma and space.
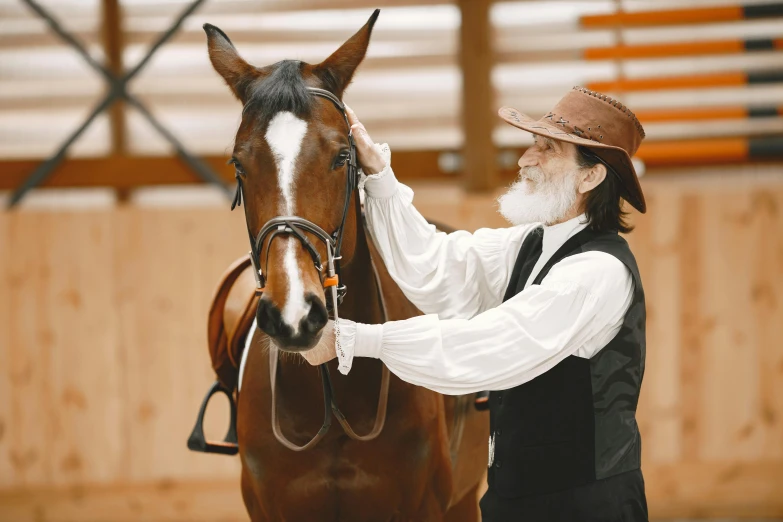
344, 200, 423, 325
338, 204, 386, 325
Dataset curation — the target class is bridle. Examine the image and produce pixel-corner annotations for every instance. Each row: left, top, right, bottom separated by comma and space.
231, 86, 390, 451
232, 87, 356, 309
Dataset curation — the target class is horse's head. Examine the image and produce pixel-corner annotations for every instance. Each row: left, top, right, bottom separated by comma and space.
204, 11, 378, 351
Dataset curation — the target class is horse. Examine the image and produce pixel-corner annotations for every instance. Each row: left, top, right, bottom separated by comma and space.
200, 11, 488, 521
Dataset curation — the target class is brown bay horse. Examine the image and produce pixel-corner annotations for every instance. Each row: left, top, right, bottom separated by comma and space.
199, 11, 488, 521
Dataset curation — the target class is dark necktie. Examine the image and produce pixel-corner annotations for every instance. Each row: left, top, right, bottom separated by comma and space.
502, 226, 544, 302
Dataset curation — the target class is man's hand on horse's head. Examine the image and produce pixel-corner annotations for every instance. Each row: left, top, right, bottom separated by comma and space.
346, 105, 386, 175
301, 320, 338, 366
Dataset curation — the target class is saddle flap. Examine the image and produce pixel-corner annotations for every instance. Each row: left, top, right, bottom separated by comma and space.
208, 254, 258, 390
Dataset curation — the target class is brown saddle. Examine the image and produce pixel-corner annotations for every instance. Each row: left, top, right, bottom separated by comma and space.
207, 254, 258, 392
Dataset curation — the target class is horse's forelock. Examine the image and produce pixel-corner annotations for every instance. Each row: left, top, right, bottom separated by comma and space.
243, 61, 314, 125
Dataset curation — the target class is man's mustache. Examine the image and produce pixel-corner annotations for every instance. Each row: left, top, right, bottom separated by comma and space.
518, 166, 544, 184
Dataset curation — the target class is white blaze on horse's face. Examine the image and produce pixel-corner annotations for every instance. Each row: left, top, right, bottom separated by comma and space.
265, 111, 311, 334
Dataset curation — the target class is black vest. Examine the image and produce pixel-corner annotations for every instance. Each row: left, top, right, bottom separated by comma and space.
486, 226, 646, 499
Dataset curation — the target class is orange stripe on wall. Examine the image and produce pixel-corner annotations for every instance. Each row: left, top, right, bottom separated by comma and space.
581, 7, 743, 27
634, 107, 749, 122
584, 40, 744, 60
636, 139, 748, 166
588, 72, 747, 92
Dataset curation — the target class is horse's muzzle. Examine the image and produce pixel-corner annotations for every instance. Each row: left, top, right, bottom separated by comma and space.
256, 293, 328, 350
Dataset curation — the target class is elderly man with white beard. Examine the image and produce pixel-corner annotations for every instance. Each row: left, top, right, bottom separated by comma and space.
303, 87, 650, 521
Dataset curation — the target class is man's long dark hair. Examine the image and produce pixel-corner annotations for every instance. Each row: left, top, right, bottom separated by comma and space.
576, 146, 634, 234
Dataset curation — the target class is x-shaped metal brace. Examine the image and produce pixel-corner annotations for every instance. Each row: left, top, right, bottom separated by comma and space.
8, 0, 232, 207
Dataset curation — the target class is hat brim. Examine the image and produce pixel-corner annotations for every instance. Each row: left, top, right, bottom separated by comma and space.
498, 106, 646, 214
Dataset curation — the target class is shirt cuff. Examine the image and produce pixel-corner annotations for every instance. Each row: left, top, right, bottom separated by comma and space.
335, 319, 383, 374
359, 143, 398, 199
355, 322, 384, 359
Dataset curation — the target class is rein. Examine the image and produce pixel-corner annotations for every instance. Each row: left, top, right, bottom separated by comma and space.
232, 87, 391, 451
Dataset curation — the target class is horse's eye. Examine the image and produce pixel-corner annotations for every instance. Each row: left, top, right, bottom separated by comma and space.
230, 158, 246, 177
333, 151, 350, 169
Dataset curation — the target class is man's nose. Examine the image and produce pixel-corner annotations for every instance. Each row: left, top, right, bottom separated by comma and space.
518, 149, 537, 168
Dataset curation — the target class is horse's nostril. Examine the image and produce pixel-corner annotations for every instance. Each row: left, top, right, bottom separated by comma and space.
302, 294, 328, 335
256, 298, 288, 338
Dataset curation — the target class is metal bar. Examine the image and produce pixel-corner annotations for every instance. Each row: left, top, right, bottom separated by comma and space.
7, 93, 120, 206
21, 0, 113, 82
123, 0, 208, 80
10, 0, 226, 207
23, 0, 206, 85
125, 97, 233, 195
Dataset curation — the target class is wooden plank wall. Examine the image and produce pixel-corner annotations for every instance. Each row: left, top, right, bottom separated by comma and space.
1, 171, 782, 520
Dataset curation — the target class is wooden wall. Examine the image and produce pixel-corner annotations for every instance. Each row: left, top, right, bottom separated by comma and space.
1, 170, 782, 520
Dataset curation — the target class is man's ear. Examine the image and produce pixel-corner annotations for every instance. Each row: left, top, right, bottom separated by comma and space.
578, 162, 607, 194
313, 9, 379, 98
204, 24, 265, 102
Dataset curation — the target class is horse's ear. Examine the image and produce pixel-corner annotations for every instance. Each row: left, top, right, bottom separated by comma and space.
314, 9, 379, 98
204, 24, 262, 102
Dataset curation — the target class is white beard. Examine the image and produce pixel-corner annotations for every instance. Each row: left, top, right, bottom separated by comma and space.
497, 166, 579, 226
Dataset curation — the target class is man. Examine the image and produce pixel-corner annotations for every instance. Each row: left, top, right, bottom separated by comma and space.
304, 86, 649, 521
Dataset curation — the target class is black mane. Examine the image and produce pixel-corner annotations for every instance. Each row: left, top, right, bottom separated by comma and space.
243, 60, 313, 123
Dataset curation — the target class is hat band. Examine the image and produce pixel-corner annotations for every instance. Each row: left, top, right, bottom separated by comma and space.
542, 112, 607, 144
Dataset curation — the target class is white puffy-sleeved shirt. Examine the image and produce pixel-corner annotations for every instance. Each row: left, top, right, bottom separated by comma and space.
335, 144, 634, 395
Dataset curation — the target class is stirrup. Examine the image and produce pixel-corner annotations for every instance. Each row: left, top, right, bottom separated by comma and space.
474, 390, 490, 411
187, 381, 239, 455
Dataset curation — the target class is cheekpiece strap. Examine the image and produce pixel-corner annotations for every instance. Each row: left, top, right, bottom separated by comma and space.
231, 172, 243, 210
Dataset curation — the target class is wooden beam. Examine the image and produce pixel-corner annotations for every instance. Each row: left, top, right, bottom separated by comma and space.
101, 0, 125, 156
0, 152, 451, 191
123, 28, 454, 46
125, 0, 453, 17
458, 0, 496, 192
0, 30, 99, 48
1, 157, 235, 190
5, 139, 783, 193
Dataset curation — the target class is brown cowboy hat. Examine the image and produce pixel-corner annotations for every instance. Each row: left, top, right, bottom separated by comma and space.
499, 86, 647, 213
